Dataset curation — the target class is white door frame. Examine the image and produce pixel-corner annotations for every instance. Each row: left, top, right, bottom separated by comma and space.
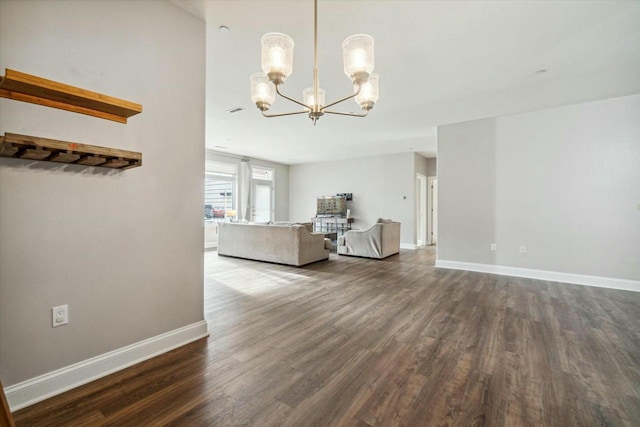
416, 173, 427, 247
250, 166, 276, 222
427, 176, 437, 245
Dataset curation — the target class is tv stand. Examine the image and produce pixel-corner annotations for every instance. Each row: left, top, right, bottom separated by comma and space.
311, 216, 354, 238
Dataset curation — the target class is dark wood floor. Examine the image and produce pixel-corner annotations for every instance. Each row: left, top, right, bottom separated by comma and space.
13, 247, 640, 426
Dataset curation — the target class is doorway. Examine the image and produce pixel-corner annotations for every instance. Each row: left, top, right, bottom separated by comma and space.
428, 176, 438, 245
416, 174, 427, 247
250, 166, 275, 223
253, 182, 273, 223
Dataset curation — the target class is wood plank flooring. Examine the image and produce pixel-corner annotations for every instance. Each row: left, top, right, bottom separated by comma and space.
13, 247, 640, 426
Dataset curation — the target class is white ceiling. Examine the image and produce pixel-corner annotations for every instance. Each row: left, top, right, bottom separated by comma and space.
172, 0, 640, 165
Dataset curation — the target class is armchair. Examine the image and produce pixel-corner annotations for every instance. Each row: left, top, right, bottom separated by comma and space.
337, 219, 400, 259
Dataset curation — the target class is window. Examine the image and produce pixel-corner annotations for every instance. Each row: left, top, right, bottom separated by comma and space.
205, 161, 238, 224
252, 167, 274, 181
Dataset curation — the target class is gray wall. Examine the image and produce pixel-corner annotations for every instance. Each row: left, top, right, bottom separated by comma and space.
414, 155, 437, 178
438, 120, 497, 264
206, 151, 290, 221
289, 153, 416, 245
438, 94, 640, 281
414, 154, 429, 177
0, 0, 206, 385
427, 158, 437, 177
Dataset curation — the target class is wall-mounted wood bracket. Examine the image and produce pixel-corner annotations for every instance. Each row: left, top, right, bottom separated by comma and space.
0, 133, 142, 170
0, 69, 142, 123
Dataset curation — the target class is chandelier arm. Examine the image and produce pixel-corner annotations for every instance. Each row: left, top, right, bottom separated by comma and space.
275, 84, 313, 110
323, 110, 368, 117
262, 110, 309, 118
320, 89, 361, 111
321, 83, 361, 111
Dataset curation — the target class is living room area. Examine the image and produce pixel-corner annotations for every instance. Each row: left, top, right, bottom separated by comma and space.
204, 149, 437, 256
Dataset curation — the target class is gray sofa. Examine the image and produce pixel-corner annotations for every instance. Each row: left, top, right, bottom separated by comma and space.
337, 219, 401, 259
218, 222, 331, 266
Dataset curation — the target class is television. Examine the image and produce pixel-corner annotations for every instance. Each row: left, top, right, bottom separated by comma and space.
316, 196, 347, 217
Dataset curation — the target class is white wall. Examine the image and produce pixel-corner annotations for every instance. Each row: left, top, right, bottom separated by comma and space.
0, 0, 206, 388
206, 151, 290, 221
438, 94, 640, 283
289, 153, 416, 245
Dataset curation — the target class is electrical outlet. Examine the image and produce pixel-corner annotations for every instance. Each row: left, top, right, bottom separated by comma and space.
52, 305, 68, 327
490, 243, 497, 251
520, 245, 527, 254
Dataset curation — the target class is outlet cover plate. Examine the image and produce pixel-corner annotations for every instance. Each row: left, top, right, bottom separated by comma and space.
52, 304, 68, 327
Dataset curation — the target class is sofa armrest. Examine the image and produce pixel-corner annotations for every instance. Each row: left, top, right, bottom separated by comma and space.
324, 238, 332, 249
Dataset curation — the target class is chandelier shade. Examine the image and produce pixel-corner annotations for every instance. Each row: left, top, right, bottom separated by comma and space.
250, 0, 379, 124
355, 73, 379, 111
303, 87, 325, 109
250, 72, 275, 110
261, 33, 294, 84
343, 34, 375, 83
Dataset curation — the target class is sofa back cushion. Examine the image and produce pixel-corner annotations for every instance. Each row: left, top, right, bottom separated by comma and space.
377, 218, 394, 224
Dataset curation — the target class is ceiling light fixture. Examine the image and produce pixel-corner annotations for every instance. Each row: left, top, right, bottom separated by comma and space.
250, 0, 379, 125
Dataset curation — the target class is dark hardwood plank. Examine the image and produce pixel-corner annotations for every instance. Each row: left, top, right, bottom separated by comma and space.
13, 247, 640, 426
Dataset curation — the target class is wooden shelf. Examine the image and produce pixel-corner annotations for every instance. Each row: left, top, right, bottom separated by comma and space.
0, 69, 142, 123
0, 133, 141, 170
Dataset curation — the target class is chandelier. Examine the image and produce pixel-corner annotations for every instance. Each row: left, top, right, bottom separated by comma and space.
249, 0, 379, 125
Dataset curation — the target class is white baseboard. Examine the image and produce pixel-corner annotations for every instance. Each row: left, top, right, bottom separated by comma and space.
400, 243, 417, 250
435, 260, 640, 292
5, 320, 209, 411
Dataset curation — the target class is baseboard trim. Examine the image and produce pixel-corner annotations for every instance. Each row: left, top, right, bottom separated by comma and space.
435, 260, 640, 292
400, 243, 417, 250
5, 320, 209, 411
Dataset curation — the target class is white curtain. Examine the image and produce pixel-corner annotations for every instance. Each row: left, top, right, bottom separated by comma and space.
239, 159, 251, 221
